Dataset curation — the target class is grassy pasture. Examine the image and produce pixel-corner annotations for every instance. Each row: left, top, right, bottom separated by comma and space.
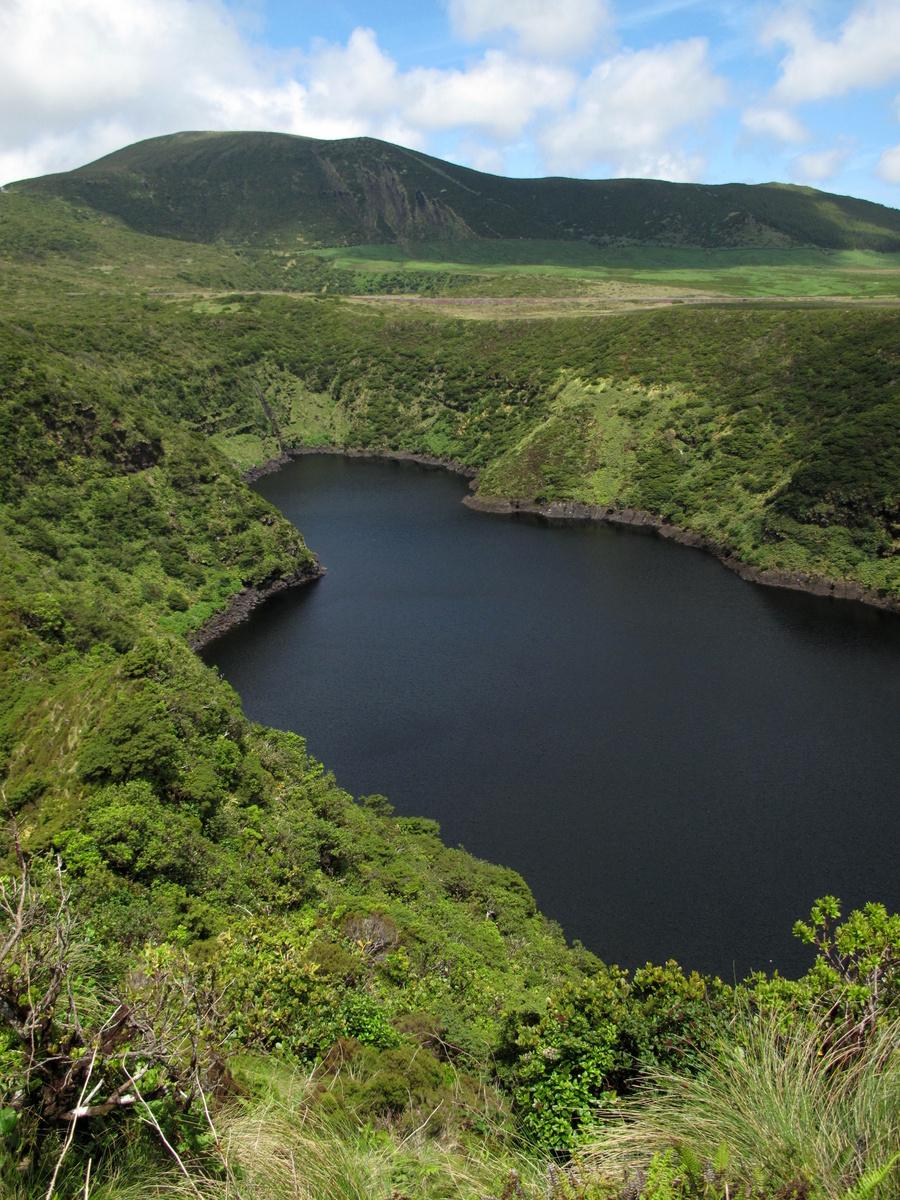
4, 192, 900, 307
314, 240, 900, 298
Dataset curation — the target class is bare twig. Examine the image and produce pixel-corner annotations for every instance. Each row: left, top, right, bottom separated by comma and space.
125, 1068, 205, 1200
44, 1050, 97, 1200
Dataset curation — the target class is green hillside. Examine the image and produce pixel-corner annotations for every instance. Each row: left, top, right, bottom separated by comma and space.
1, 286, 898, 1196
1, 134, 898, 1198
4, 186, 900, 308
11, 129, 900, 251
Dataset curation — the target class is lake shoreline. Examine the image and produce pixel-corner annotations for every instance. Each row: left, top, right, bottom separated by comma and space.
244, 445, 900, 619
188, 560, 325, 651
463, 494, 900, 615
188, 445, 899, 655
244, 445, 478, 483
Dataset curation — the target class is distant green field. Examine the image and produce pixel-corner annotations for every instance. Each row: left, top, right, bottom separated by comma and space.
316, 239, 900, 270
4, 191, 900, 304
313, 240, 900, 298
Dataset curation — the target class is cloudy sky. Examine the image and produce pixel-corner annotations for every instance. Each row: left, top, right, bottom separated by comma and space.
2, 0, 900, 205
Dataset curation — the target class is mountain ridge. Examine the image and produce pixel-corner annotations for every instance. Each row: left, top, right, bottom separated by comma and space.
11, 129, 900, 251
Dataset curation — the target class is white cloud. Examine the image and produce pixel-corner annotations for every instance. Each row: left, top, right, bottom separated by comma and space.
878, 143, 900, 184
540, 38, 727, 178
0, 1, 576, 184
0, 0, 246, 149
447, 0, 611, 58
456, 140, 507, 174
406, 53, 575, 140
305, 28, 401, 124
792, 147, 850, 182
741, 106, 808, 144
767, 1, 900, 105
0, 0, 307, 181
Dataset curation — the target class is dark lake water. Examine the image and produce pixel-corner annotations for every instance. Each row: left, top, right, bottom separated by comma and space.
205, 455, 900, 978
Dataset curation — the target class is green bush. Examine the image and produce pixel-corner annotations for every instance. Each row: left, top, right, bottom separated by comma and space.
78, 688, 181, 786
84, 779, 206, 884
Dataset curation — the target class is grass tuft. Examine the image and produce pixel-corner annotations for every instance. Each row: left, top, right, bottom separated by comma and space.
584, 1011, 900, 1199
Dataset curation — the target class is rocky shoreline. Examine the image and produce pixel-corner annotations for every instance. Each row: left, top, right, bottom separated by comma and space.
192, 447, 898, 654
189, 449, 475, 651
462, 494, 900, 614
188, 561, 326, 651
244, 444, 477, 483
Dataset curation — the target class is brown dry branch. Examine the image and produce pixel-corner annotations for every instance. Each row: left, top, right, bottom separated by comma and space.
0, 841, 229, 1176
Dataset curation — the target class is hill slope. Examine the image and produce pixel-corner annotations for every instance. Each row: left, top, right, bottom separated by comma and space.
11, 129, 900, 250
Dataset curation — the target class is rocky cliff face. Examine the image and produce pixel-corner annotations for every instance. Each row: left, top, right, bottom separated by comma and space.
319, 157, 475, 241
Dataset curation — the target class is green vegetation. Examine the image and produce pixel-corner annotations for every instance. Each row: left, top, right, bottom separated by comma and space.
5, 288, 894, 602
12, 131, 900, 251
584, 1013, 899, 1199
1, 138, 898, 1196
6, 178, 900, 304
316, 240, 900, 298
1, 869, 896, 1198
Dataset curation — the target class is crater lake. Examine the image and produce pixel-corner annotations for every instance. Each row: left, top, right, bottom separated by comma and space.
204, 455, 900, 978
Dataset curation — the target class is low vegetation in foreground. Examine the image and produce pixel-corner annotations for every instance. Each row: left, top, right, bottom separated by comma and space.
1, 866, 897, 1198
1, 145, 898, 1196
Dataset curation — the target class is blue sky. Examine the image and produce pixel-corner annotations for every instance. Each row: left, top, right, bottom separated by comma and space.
3, 0, 900, 207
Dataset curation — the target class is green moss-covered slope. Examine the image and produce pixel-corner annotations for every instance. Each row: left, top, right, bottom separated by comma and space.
9, 292, 894, 602
12, 130, 900, 250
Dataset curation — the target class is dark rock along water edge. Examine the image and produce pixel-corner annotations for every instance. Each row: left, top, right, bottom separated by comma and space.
195, 444, 900, 654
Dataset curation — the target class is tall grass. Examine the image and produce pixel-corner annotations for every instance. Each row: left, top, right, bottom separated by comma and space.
158, 1110, 548, 1200
583, 1011, 899, 1199
5, 1060, 561, 1200
12, 1017, 897, 1198
129, 1066, 550, 1200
